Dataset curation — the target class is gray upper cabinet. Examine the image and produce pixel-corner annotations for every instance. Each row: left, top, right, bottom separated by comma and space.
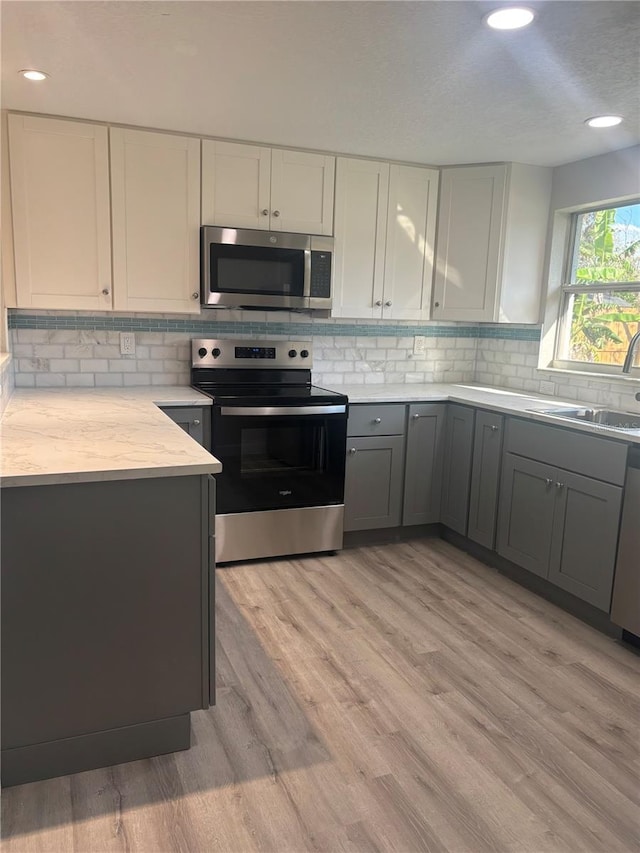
161, 406, 207, 449
440, 404, 475, 534
467, 411, 504, 549
403, 403, 445, 526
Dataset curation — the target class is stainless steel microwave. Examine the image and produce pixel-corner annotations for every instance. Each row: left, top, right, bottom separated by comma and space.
201, 226, 333, 311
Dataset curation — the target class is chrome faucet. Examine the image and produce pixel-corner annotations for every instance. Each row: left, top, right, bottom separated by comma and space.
622, 330, 640, 374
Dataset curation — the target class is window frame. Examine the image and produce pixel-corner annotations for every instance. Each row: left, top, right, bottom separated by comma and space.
553, 199, 640, 377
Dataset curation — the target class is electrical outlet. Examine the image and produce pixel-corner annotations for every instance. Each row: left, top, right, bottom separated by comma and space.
120, 332, 136, 355
413, 335, 426, 356
540, 380, 555, 395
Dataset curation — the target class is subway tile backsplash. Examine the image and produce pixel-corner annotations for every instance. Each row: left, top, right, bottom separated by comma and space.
7, 310, 638, 407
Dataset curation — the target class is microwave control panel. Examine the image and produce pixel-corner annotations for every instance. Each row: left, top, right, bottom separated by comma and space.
310, 251, 332, 298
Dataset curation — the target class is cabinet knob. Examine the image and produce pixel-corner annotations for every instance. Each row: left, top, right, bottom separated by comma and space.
413, 413, 421, 420
261, 209, 269, 216
491, 425, 499, 431
102, 288, 110, 296
375, 300, 383, 307
555, 482, 564, 489
373, 417, 382, 424
191, 292, 199, 300
272, 210, 280, 217
349, 447, 357, 455
434, 301, 440, 308
545, 478, 553, 486
193, 419, 200, 426
385, 301, 392, 307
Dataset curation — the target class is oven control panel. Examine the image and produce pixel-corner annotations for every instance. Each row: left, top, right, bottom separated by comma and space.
192, 339, 313, 369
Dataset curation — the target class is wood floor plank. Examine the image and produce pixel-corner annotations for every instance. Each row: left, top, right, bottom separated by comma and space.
3, 537, 639, 852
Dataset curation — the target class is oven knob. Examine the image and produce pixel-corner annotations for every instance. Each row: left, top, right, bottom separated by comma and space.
198, 347, 208, 358
300, 349, 309, 359
212, 347, 221, 358
288, 349, 298, 358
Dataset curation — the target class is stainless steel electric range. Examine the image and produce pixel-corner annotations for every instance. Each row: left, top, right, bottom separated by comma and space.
191, 339, 348, 563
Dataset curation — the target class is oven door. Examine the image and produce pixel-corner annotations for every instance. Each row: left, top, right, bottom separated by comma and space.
202, 227, 310, 309
212, 404, 347, 514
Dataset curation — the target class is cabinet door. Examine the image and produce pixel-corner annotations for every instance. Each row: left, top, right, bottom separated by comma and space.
332, 157, 389, 319
344, 435, 405, 531
111, 128, 201, 314
497, 453, 556, 578
403, 404, 445, 526
467, 411, 504, 549
432, 164, 507, 322
8, 114, 112, 310
270, 149, 335, 235
161, 406, 206, 447
440, 405, 476, 535
548, 471, 622, 611
201, 140, 271, 230
383, 165, 439, 321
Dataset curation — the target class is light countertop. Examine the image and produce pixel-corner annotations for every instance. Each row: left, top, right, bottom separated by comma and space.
1, 387, 220, 488
340, 383, 640, 445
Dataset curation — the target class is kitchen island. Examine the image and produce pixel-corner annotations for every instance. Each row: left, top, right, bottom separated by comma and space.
1, 387, 220, 786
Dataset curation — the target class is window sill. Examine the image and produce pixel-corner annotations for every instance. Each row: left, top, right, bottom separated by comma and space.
538, 365, 640, 385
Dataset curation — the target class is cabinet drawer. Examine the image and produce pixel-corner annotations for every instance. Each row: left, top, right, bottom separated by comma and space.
505, 417, 628, 485
347, 404, 406, 436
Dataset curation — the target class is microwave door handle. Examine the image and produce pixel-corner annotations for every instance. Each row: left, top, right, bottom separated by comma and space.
303, 248, 312, 299
219, 405, 346, 417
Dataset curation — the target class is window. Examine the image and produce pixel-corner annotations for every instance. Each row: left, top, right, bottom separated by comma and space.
555, 201, 640, 373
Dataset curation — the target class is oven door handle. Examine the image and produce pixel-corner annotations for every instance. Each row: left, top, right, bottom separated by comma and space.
218, 404, 346, 417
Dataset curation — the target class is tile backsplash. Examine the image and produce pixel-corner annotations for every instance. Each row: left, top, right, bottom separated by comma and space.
8, 310, 638, 408
0, 353, 14, 415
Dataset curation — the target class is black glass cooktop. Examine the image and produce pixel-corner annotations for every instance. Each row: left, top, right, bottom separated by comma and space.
192, 383, 348, 407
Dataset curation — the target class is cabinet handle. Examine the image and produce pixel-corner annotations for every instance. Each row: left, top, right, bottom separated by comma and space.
193, 419, 200, 426
102, 288, 110, 296
373, 417, 381, 424
375, 300, 383, 307
191, 292, 199, 300
349, 447, 357, 455
272, 210, 280, 217
261, 209, 269, 216
545, 478, 553, 486
385, 300, 392, 307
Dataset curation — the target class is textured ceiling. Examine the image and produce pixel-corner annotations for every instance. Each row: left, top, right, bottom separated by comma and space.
1, 0, 639, 167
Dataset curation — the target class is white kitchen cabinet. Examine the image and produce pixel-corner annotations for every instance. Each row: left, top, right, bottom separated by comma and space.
432, 163, 552, 323
110, 128, 201, 314
8, 114, 112, 310
202, 140, 334, 235
332, 157, 439, 320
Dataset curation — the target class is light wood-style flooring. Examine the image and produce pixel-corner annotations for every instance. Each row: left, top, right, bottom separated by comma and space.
2, 538, 639, 852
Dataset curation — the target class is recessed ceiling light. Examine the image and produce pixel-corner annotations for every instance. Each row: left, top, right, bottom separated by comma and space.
585, 115, 623, 128
19, 69, 49, 81
485, 7, 535, 30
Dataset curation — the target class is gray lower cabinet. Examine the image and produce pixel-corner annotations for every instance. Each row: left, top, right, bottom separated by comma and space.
403, 403, 445, 525
497, 451, 622, 610
161, 405, 207, 448
440, 404, 475, 534
467, 411, 504, 549
548, 469, 622, 611
344, 435, 405, 531
1, 473, 215, 786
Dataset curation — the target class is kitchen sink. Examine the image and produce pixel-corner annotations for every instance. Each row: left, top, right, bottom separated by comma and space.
532, 407, 640, 430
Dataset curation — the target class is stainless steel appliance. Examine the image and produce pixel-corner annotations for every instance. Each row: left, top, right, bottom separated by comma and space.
610, 447, 640, 643
191, 339, 347, 563
201, 226, 333, 311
